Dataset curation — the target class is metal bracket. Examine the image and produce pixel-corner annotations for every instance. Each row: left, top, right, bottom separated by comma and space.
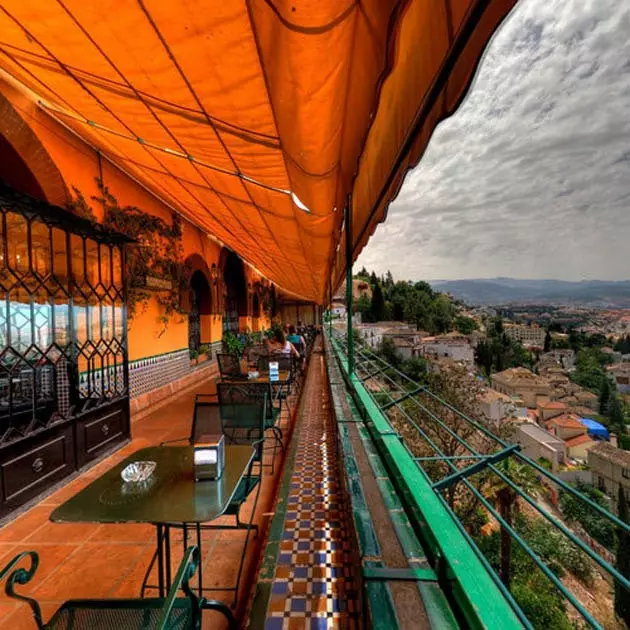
381, 386, 425, 411
362, 566, 438, 582
432, 445, 521, 492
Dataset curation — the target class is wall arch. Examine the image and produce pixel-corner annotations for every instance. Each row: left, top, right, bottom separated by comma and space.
219, 248, 247, 333
0, 92, 68, 205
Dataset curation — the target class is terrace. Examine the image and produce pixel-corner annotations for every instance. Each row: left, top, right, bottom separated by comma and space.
0, 2, 628, 629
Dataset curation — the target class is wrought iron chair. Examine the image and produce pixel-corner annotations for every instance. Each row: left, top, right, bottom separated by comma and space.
161, 394, 221, 446
257, 354, 297, 423
0, 546, 232, 629
216, 354, 242, 379
217, 382, 284, 472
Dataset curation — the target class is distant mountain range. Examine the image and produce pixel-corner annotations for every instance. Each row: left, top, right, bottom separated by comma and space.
429, 278, 630, 307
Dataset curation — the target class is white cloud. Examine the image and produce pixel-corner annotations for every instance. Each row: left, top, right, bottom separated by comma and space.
357, 0, 630, 281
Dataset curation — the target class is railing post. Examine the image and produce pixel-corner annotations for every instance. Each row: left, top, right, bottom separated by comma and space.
345, 202, 354, 375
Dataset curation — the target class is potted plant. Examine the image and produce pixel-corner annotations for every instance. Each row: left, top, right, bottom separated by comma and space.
223, 331, 253, 374
198, 344, 210, 364
189, 348, 200, 366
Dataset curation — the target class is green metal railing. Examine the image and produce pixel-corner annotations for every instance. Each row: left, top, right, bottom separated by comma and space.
328, 330, 630, 630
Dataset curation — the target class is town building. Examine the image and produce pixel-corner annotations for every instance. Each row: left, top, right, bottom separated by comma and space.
607, 362, 630, 394
515, 423, 566, 472
588, 443, 630, 510
477, 389, 527, 426
540, 349, 576, 370
420, 334, 475, 365
491, 367, 551, 408
537, 400, 568, 421
503, 323, 546, 348
545, 413, 599, 462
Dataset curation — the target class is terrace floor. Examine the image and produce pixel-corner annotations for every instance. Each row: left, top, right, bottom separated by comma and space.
0, 359, 303, 629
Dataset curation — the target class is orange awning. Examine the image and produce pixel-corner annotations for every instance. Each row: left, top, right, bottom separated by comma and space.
0, 0, 517, 302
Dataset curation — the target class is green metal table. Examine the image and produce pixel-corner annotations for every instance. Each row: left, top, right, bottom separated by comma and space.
51, 445, 255, 621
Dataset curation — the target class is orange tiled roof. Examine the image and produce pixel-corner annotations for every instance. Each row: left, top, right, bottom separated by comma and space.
547, 413, 585, 431
565, 434, 595, 448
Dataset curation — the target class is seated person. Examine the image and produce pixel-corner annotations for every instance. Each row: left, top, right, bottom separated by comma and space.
287, 325, 307, 357
266, 327, 300, 359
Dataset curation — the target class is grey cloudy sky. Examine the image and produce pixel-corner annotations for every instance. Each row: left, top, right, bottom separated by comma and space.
356, 0, 630, 282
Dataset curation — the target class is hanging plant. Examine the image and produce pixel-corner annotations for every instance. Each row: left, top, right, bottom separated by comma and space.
67, 179, 188, 334
65, 186, 97, 223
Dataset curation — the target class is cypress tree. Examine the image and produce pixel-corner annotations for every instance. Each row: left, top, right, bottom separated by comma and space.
370, 283, 385, 322
615, 486, 630, 626
599, 378, 611, 415
544, 329, 552, 352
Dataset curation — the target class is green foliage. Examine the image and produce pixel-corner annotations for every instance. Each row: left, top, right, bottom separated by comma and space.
614, 335, 630, 355
544, 329, 552, 352
609, 395, 626, 430
355, 294, 372, 322
615, 486, 630, 626
355, 266, 370, 281
599, 377, 612, 415
432, 294, 454, 334
475, 335, 532, 377
516, 515, 594, 585
559, 481, 615, 550
81, 178, 188, 332
400, 356, 428, 382
65, 186, 97, 222
370, 283, 386, 322
476, 529, 573, 630
510, 572, 574, 630
454, 315, 478, 335
378, 337, 402, 369
403, 287, 433, 331
570, 348, 611, 393
222, 330, 253, 358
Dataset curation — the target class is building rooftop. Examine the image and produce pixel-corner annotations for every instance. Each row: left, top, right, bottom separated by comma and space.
518, 423, 565, 446
492, 367, 549, 387
547, 413, 587, 431
565, 434, 596, 449
539, 400, 567, 410
589, 442, 630, 467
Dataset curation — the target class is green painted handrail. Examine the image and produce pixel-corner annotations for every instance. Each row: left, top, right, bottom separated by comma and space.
328, 333, 524, 629
331, 331, 630, 628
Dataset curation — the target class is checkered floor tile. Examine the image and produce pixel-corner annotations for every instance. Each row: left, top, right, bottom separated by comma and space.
264, 349, 359, 630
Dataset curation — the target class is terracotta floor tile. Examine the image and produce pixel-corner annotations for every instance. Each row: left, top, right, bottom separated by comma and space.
24, 521, 98, 545
89, 523, 154, 544
32, 542, 145, 600
4, 544, 79, 598
0, 507, 52, 543
108, 544, 156, 598
39, 477, 92, 507
0, 543, 17, 564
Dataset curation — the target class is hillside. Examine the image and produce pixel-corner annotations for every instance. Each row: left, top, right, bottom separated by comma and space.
430, 278, 630, 307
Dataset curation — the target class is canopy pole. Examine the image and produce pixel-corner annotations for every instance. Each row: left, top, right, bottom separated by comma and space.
345, 202, 354, 375
328, 281, 333, 337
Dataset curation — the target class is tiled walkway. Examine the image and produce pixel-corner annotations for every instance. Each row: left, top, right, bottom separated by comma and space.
258, 346, 359, 629
0, 370, 297, 629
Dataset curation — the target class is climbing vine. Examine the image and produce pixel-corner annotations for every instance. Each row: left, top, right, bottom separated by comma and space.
67, 178, 190, 334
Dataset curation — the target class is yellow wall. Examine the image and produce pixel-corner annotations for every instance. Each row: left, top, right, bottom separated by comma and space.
1, 78, 280, 365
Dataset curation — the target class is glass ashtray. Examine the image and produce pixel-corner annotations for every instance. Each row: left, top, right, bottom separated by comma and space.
121, 461, 156, 483
248, 371, 260, 379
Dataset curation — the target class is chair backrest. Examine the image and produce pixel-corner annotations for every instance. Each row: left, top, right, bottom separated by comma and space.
217, 382, 269, 458
190, 394, 221, 444
247, 344, 268, 364
217, 354, 241, 378
257, 353, 294, 376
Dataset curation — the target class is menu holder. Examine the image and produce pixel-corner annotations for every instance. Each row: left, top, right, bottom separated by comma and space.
268, 361, 279, 383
